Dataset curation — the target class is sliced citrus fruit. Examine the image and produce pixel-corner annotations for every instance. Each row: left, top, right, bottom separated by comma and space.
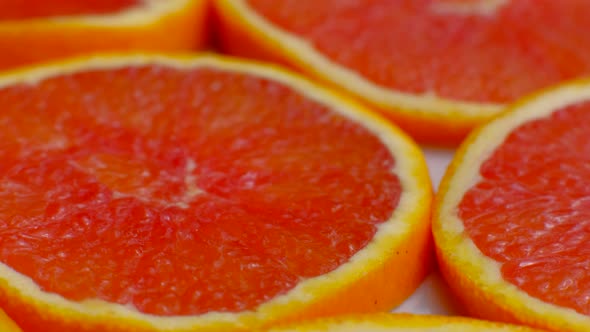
0, 0, 208, 70
266, 313, 546, 331
0, 54, 432, 332
434, 79, 590, 331
213, 0, 590, 145
0, 309, 20, 332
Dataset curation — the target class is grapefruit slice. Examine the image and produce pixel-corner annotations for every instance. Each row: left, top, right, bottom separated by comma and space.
0, 54, 432, 332
434, 79, 590, 331
0, 0, 207, 70
213, 0, 590, 145
266, 313, 546, 332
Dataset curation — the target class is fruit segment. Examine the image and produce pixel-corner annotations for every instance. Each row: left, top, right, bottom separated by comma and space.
0, 65, 400, 315
434, 80, 590, 332
460, 101, 590, 316
0, 0, 208, 70
215, 0, 590, 144
0, 55, 432, 332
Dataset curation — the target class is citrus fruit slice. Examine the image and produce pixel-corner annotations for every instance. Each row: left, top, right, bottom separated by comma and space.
0, 54, 432, 332
0, 309, 20, 332
213, 0, 590, 145
266, 313, 546, 332
0, 0, 207, 70
433, 79, 590, 331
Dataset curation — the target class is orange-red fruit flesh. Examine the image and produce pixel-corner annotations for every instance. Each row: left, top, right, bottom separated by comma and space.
460, 101, 590, 316
0, 66, 400, 316
244, 0, 590, 104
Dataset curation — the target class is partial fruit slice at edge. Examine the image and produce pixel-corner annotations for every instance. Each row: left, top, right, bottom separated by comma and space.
434, 79, 590, 332
213, 0, 590, 145
0, 54, 432, 332
0, 0, 208, 70
265, 313, 546, 332
0, 309, 20, 332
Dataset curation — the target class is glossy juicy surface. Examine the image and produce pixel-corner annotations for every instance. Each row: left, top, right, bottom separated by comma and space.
460, 101, 590, 315
0, 65, 400, 316
247, 0, 590, 104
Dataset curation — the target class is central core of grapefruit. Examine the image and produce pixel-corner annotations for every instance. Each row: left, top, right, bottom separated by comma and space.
0, 64, 400, 316
459, 100, 590, 316
73, 154, 203, 209
0, 0, 141, 20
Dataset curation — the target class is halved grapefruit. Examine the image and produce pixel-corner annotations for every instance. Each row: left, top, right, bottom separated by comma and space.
266, 313, 546, 332
214, 0, 590, 145
434, 79, 590, 331
0, 0, 208, 70
0, 54, 432, 331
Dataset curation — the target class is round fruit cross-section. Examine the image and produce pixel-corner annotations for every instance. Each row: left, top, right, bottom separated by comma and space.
434, 80, 590, 332
214, 0, 590, 144
0, 55, 432, 332
266, 313, 546, 332
0, 0, 207, 70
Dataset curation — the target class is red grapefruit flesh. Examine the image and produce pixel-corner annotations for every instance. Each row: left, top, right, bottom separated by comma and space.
214, 0, 590, 144
459, 100, 590, 316
242, 0, 590, 104
0, 65, 398, 315
434, 80, 590, 331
